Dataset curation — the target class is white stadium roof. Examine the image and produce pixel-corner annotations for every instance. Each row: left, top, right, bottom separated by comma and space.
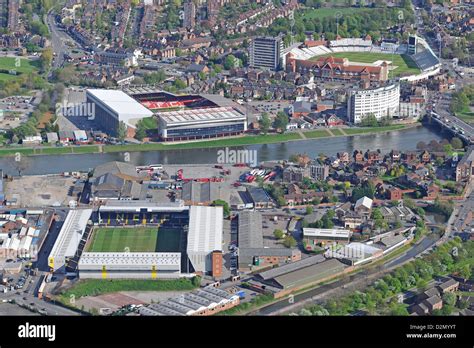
187, 206, 223, 254
86, 89, 154, 126
49, 209, 93, 271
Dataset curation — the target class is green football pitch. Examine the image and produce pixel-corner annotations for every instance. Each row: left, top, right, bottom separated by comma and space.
313, 52, 420, 77
87, 227, 181, 252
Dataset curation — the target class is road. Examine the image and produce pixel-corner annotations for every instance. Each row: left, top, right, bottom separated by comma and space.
46, 10, 68, 71
0, 291, 79, 316
414, 0, 474, 143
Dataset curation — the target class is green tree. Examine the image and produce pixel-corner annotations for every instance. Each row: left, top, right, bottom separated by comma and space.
274, 111, 289, 131
283, 236, 297, 248
174, 79, 186, 90
450, 137, 463, 149
259, 113, 271, 134
306, 206, 313, 215
211, 199, 230, 217
117, 121, 127, 141
134, 120, 147, 141
39, 47, 53, 71
274, 229, 284, 239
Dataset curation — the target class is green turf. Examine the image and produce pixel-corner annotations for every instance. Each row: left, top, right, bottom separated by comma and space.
331, 128, 345, 136
155, 228, 181, 252
343, 125, 407, 135
303, 130, 331, 139
301, 7, 375, 20
87, 227, 159, 252
456, 105, 474, 124
313, 52, 420, 77
0, 57, 39, 81
59, 277, 200, 299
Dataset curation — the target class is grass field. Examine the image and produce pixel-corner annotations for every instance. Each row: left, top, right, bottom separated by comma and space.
59, 277, 200, 299
87, 226, 181, 252
456, 105, 474, 124
300, 7, 375, 20
156, 227, 181, 252
87, 227, 159, 252
303, 129, 331, 139
343, 125, 408, 135
331, 128, 345, 136
0, 57, 40, 82
313, 52, 420, 77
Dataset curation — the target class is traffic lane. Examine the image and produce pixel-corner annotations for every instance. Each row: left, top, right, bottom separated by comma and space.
12, 295, 79, 316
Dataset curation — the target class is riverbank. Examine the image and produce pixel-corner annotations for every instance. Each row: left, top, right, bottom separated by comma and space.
0, 124, 414, 158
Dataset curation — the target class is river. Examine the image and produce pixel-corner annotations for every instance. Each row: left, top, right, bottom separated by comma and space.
0, 125, 446, 175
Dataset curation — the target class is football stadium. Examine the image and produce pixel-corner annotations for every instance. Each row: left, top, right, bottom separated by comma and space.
49, 202, 224, 279
125, 88, 248, 141
286, 35, 440, 82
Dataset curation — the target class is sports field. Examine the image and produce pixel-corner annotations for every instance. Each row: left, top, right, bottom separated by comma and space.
313, 52, 420, 77
87, 227, 158, 252
0, 57, 40, 82
87, 226, 182, 252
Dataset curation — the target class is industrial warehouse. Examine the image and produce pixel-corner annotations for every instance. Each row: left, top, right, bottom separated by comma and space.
47, 202, 224, 279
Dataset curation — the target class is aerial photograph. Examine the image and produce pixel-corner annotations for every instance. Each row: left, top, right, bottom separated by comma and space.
0, 0, 472, 345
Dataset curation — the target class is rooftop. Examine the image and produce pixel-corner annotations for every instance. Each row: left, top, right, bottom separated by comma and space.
238, 211, 263, 249
79, 252, 181, 270
157, 106, 245, 126
86, 89, 153, 124
303, 228, 351, 239
187, 206, 223, 254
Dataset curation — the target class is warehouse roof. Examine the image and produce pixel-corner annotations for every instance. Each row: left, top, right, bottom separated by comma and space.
238, 247, 298, 266
187, 206, 223, 254
93, 161, 139, 180
378, 234, 406, 248
238, 211, 263, 249
181, 181, 229, 203
272, 259, 347, 289
247, 186, 272, 204
140, 287, 238, 316
257, 254, 326, 280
